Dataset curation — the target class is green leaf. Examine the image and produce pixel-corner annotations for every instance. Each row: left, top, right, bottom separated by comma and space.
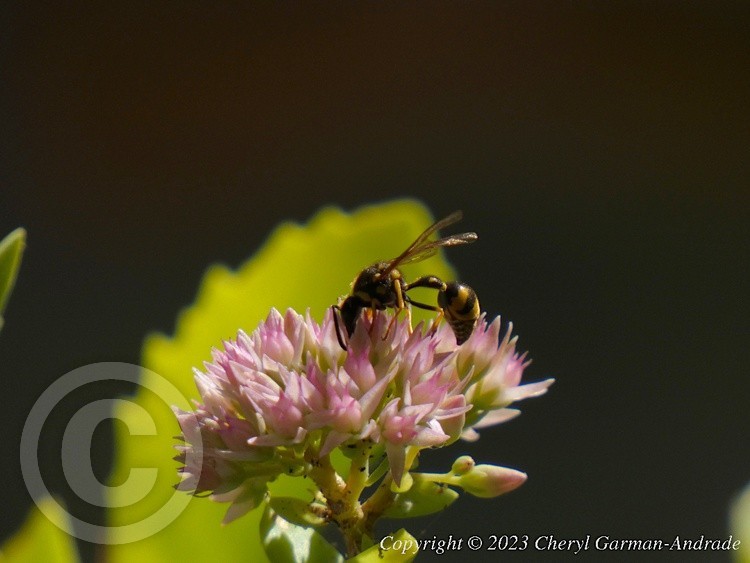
0, 497, 79, 563
346, 529, 419, 563
105, 200, 458, 561
0, 227, 26, 331
383, 476, 459, 519
260, 503, 343, 563
268, 497, 327, 528
730, 481, 750, 563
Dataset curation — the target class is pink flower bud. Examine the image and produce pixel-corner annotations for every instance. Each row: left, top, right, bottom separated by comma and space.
459, 464, 528, 498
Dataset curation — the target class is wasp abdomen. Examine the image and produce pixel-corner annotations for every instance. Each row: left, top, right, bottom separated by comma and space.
438, 281, 480, 344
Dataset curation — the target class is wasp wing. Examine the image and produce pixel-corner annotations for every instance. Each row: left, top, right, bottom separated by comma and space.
381, 211, 466, 274
397, 232, 478, 266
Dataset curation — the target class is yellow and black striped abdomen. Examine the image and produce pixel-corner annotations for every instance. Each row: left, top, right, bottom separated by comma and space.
438, 281, 480, 344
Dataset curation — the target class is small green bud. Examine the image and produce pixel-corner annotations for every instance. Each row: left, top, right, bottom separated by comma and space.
451, 455, 475, 475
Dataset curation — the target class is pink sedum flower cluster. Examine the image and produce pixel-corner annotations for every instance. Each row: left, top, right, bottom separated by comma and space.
174, 308, 553, 523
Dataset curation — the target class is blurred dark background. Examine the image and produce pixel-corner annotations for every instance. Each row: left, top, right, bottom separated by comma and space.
2, 3, 748, 562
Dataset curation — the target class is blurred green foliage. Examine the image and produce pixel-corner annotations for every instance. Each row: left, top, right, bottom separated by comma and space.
0, 228, 26, 332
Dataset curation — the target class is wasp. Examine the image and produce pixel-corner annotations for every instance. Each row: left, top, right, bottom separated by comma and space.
332, 211, 481, 349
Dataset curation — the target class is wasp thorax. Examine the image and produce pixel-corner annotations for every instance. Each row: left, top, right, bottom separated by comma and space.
351, 263, 403, 309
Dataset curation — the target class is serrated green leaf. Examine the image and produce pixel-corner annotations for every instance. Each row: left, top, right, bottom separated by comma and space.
105, 200, 458, 561
0, 227, 26, 331
260, 503, 343, 563
383, 476, 459, 519
346, 529, 418, 563
0, 497, 79, 563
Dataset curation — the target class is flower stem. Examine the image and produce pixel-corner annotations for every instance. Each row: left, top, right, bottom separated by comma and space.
345, 442, 371, 500
307, 450, 370, 557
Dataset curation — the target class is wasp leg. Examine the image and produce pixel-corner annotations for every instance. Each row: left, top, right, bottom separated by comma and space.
383, 308, 405, 340
403, 276, 446, 337
332, 305, 348, 350
405, 298, 444, 336
366, 306, 377, 335
383, 280, 409, 339
407, 299, 442, 313
428, 308, 445, 337
404, 275, 446, 292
